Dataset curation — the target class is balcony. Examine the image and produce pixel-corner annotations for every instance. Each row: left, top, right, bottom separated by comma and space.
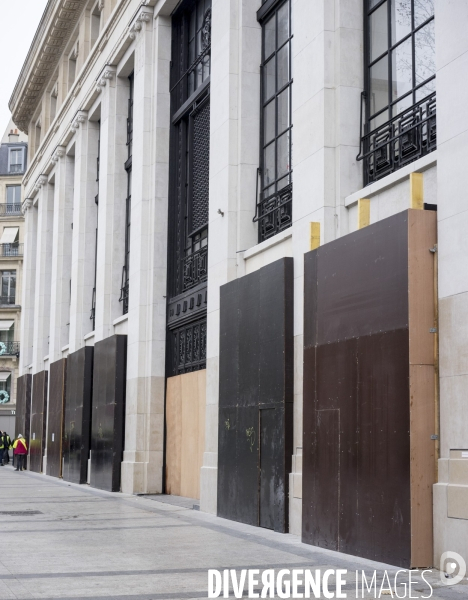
0, 204, 22, 217
358, 93, 436, 186
254, 183, 293, 243
8, 164, 23, 174
0, 341, 20, 357
0, 244, 23, 257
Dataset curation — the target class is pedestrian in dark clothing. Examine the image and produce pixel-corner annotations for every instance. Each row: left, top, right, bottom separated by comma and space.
3, 432, 11, 464
13, 434, 27, 471
0, 431, 4, 466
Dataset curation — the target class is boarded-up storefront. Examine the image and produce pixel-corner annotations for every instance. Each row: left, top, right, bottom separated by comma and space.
302, 209, 436, 568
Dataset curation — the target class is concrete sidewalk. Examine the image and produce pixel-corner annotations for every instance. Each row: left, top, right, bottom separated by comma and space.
0, 466, 463, 599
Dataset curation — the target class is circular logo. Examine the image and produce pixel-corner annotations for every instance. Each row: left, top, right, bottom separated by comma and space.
440, 551, 467, 586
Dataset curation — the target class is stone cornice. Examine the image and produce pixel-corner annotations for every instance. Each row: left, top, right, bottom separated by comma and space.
9, 0, 87, 134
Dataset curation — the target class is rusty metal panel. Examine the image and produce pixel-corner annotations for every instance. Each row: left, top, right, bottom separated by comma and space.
30, 371, 48, 473
62, 347, 94, 484
218, 257, 293, 532
46, 359, 67, 478
302, 210, 428, 568
90, 335, 127, 492
15, 374, 31, 445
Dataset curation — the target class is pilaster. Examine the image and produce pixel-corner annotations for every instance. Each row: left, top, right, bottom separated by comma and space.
32, 176, 55, 373
69, 112, 100, 352
121, 8, 170, 495
200, 0, 240, 515
48, 147, 74, 361
93, 65, 127, 343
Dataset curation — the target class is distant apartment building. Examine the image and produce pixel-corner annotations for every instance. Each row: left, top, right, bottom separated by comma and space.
0, 121, 27, 433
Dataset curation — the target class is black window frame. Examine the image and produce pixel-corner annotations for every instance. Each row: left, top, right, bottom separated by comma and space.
166, 0, 211, 377
90, 120, 101, 329
120, 72, 134, 315
358, 0, 436, 185
255, 0, 293, 243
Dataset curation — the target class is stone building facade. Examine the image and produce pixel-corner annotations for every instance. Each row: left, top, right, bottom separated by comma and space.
0, 121, 27, 433
8, 0, 468, 568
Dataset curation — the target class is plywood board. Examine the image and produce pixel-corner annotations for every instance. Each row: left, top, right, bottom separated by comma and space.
165, 369, 206, 500
409, 364, 435, 568
165, 375, 182, 496
408, 209, 437, 366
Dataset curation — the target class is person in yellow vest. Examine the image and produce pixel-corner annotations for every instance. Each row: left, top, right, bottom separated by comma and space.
13, 434, 27, 471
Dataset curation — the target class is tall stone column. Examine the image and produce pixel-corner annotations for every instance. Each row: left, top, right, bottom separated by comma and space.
93, 65, 127, 343
69, 112, 100, 352
32, 176, 55, 373
19, 197, 38, 374
48, 147, 74, 361
121, 8, 170, 495
200, 0, 241, 515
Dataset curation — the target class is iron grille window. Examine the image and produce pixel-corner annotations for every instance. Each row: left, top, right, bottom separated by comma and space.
167, 0, 211, 376
171, 0, 211, 109
255, 0, 293, 243
120, 74, 133, 315
171, 317, 207, 375
358, 0, 436, 184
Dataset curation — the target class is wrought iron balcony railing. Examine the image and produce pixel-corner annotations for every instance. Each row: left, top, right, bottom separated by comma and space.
0, 341, 20, 356
254, 182, 293, 243
358, 93, 436, 186
0, 204, 22, 216
8, 164, 23, 174
182, 245, 208, 292
0, 244, 23, 257
0, 296, 16, 306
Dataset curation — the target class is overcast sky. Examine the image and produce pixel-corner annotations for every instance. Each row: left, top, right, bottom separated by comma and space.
0, 0, 49, 136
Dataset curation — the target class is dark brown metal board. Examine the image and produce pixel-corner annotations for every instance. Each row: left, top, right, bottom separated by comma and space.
15, 374, 31, 444
217, 257, 293, 532
302, 210, 432, 568
63, 346, 94, 484
90, 335, 127, 492
29, 371, 48, 473
46, 358, 67, 478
